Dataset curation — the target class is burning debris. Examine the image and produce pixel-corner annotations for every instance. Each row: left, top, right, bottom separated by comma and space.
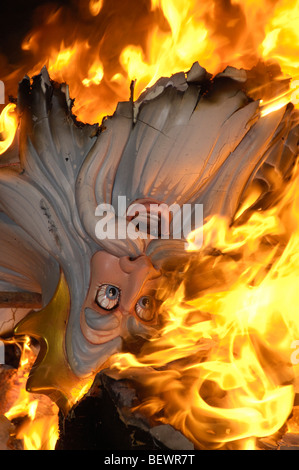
0, 337, 58, 450
55, 369, 195, 451
55, 370, 299, 451
0, 56, 298, 450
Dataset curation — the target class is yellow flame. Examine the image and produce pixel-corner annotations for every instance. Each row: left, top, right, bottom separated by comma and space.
259, 81, 299, 116
4, 337, 59, 450
20, 416, 59, 451
28, 401, 38, 421
0, 104, 18, 156
120, 0, 210, 97
111, 161, 299, 449
89, 0, 103, 16
82, 61, 104, 87
1, 0, 298, 129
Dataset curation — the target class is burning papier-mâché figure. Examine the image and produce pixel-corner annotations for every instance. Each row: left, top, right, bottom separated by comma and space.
0, 62, 298, 416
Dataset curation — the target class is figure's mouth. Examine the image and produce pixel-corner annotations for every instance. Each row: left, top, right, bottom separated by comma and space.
82, 308, 121, 345
127, 198, 172, 238
84, 308, 120, 330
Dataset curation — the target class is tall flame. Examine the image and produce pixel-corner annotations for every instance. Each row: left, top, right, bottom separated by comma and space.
110, 160, 299, 449
0, 0, 298, 130
3, 338, 59, 450
0, 104, 17, 156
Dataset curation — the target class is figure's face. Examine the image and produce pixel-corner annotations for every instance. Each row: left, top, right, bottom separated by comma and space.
80, 251, 161, 348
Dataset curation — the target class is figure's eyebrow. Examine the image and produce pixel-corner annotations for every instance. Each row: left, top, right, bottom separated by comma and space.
95, 282, 121, 290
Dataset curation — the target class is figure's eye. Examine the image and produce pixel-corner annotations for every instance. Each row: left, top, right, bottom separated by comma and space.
96, 284, 120, 311
135, 296, 156, 322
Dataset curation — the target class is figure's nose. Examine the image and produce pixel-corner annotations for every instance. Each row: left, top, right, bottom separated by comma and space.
119, 255, 160, 276
118, 255, 160, 315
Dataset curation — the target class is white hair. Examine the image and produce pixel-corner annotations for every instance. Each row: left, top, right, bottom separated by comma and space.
0, 64, 298, 376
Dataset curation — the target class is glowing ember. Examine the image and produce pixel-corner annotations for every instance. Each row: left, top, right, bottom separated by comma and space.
111, 161, 299, 449
260, 0, 299, 78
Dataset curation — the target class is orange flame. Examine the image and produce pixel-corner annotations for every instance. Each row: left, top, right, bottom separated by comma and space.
110, 160, 299, 449
4, 337, 59, 451
0, 0, 298, 132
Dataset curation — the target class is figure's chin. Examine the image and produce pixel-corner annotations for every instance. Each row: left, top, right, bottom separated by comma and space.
80, 307, 121, 345
71, 335, 123, 378
68, 309, 158, 378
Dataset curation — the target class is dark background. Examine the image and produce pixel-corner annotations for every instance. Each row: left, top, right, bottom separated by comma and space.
0, 0, 159, 67
0, 0, 73, 63
0, 0, 160, 110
